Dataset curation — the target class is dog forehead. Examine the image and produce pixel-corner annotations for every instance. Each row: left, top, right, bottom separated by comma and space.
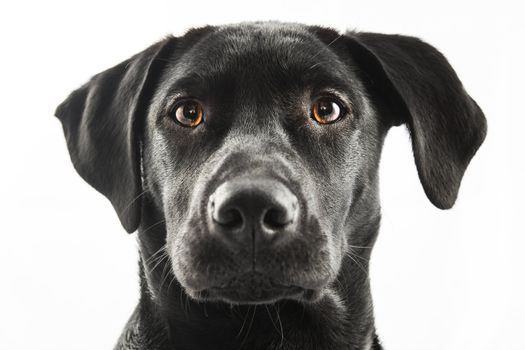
175, 23, 343, 79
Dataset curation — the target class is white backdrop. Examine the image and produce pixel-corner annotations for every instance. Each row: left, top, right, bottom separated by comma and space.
0, 1, 523, 349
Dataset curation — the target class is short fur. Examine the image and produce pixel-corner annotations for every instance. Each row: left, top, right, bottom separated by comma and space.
55, 22, 486, 350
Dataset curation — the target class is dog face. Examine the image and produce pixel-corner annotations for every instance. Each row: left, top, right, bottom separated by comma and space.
56, 23, 486, 305
143, 25, 382, 303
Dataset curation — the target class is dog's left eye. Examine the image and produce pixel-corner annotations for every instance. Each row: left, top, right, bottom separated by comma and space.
311, 98, 344, 124
170, 100, 204, 127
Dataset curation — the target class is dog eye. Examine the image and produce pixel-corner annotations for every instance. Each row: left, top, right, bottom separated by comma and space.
171, 100, 204, 127
311, 98, 343, 124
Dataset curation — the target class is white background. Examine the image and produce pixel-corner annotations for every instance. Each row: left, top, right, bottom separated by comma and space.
0, 1, 523, 349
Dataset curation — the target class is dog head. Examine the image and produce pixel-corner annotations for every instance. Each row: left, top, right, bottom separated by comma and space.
56, 22, 486, 305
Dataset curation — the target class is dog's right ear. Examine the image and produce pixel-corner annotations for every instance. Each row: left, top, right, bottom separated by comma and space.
55, 37, 176, 233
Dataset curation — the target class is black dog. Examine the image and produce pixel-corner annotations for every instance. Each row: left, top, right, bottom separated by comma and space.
56, 22, 486, 350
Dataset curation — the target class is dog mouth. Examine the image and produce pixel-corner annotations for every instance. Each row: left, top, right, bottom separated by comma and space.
187, 272, 323, 304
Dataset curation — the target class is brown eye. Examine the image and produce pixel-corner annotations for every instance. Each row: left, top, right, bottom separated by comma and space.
172, 100, 204, 127
311, 98, 343, 124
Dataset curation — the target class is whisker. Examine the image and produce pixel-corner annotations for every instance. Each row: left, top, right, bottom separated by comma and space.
149, 252, 169, 274
347, 249, 369, 262
231, 304, 244, 319
240, 305, 257, 346
167, 274, 177, 294
332, 274, 346, 293
326, 33, 344, 48
159, 263, 173, 292
345, 251, 369, 276
185, 291, 191, 315
144, 243, 167, 265
308, 62, 322, 70
274, 304, 285, 347
119, 190, 148, 215
203, 302, 208, 318
308, 33, 345, 69
347, 244, 374, 249
236, 306, 251, 339
141, 219, 167, 235
264, 305, 281, 339
179, 287, 187, 317
147, 252, 169, 271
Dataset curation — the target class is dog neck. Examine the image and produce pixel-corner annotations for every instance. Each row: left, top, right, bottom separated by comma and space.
115, 200, 383, 350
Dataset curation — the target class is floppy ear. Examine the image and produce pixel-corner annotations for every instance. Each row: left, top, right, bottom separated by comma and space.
55, 37, 176, 232
345, 32, 487, 209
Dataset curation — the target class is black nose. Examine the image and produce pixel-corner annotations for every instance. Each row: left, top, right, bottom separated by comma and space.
208, 177, 298, 245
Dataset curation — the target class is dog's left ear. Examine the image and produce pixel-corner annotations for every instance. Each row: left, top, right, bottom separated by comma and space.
345, 32, 487, 209
55, 37, 176, 233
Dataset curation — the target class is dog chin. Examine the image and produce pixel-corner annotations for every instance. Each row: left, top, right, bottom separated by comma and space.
182, 273, 327, 305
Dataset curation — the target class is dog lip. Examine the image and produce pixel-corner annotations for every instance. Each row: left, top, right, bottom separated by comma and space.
204, 285, 308, 304
191, 272, 324, 304
212, 278, 301, 292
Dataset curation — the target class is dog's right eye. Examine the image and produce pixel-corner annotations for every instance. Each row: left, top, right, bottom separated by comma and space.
169, 100, 204, 127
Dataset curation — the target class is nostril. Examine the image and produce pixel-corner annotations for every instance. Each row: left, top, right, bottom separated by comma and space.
211, 200, 244, 229
263, 207, 294, 229
219, 208, 243, 229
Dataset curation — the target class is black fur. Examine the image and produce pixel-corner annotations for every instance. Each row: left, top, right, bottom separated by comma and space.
55, 22, 486, 350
